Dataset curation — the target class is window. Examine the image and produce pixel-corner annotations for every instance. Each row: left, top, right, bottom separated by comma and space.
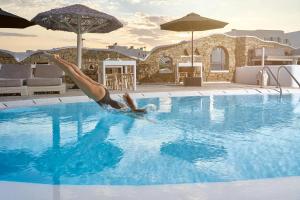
159, 56, 173, 74
210, 47, 228, 71
277, 37, 282, 43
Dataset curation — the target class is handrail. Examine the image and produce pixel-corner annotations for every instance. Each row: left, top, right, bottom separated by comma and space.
277, 65, 300, 88
261, 66, 282, 97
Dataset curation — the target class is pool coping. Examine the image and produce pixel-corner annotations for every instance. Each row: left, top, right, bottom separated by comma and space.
1, 176, 300, 200
1, 87, 300, 110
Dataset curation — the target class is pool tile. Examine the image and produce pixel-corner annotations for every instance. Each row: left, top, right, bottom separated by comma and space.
0, 103, 7, 109
33, 98, 61, 105
2, 100, 35, 108
59, 96, 90, 103
142, 92, 168, 98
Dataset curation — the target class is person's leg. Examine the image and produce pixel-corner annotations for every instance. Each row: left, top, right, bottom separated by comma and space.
49, 55, 105, 101
56, 57, 100, 86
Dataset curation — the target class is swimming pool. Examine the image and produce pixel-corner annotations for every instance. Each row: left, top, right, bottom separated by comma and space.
1, 94, 300, 185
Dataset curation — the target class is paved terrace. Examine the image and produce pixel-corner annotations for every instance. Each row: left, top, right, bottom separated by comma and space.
0, 82, 293, 102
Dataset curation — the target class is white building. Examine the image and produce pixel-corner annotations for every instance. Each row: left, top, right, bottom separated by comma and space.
107, 44, 148, 59
226, 29, 300, 48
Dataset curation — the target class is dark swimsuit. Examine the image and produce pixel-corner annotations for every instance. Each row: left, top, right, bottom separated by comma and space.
96, 88, 123, 109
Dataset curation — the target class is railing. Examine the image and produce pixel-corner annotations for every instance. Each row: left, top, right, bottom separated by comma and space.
261, 66, 282, 97
276, 65, 300, 88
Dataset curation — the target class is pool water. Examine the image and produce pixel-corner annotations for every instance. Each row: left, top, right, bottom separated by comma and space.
1, 94, 300, 185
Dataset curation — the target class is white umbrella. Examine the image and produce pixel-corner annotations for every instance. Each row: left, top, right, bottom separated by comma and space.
32, 4, 123, 68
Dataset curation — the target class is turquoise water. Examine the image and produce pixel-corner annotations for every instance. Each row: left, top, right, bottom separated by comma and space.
1, 94, 300, 185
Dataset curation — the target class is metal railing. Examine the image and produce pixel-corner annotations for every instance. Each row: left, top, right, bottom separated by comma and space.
277, 65, 300, 88
261, 66, 282, 97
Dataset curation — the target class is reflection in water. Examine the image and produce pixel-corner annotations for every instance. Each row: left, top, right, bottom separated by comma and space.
52, 114, 60, 150
35, 117, 124, 183
158, 95, 296, 134
0, 150, 34, 176
161, 140, 226, 162
158, 97, 172, 113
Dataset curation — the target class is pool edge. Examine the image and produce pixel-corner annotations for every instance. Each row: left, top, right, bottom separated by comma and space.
1, 88, 300, 110
1, 176, 300, 200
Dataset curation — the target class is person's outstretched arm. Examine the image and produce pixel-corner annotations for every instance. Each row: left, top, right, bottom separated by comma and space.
123, 93, 137, 110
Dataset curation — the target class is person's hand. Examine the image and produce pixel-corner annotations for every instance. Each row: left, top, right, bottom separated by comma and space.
53, 54, 60, 60
43, 52, 60, 61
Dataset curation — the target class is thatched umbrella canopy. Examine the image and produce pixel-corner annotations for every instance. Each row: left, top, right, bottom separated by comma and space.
0, 8, 34, 28
32, 4, 123, 68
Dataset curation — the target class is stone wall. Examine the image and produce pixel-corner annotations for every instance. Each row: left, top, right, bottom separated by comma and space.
140, 34, 294, 82
0, 34, 295, 83
0, 52, 18, 64
18, 48, 135, 83
140, 34, 236, 82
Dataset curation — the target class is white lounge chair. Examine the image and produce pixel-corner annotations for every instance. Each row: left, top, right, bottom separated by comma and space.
0, 64, 32, 96
26, 64, 66, 95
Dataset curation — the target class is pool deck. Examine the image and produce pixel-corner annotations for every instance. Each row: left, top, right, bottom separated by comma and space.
1, 82, 300, 109
1, 177, 300, 200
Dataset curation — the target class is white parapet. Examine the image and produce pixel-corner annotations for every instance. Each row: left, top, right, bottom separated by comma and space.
235, 65, 300, 87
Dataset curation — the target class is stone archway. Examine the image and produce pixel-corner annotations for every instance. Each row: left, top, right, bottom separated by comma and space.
210, 46, 229, 71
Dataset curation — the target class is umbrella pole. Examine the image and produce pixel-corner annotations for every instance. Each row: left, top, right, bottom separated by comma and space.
77, 33, 82, 69
77, 17, 82, 69
191, 31, 194, 69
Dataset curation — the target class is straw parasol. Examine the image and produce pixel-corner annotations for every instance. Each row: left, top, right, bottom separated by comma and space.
32, 4, 123, 68
161, 13, 228, 68
0, 8, 34, 28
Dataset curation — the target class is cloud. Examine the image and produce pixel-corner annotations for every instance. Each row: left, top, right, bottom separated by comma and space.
0, 0, 12, 5
127, 0, 142, 4
0, 32, 37, 37
145, 16, 169, 24
2, 0, 67, 8
127, 28, 158, 37
120, 12, 184, 47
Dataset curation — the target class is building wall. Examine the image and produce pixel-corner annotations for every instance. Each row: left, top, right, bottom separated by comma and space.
140, 34, 294, 82
226, 29, 290, 45
237, 37, 293, 68
0, 34, 294, 83
139, 34, 236, 82
0, 48, 135, 84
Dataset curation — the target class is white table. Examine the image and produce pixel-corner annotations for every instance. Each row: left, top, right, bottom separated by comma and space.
99, 60, 137, 91
176, 62, 203, 83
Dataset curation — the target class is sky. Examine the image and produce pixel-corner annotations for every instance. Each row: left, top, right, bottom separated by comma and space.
0, 0, 300, 52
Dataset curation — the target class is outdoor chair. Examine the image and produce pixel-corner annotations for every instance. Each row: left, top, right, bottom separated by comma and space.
26, 64, 66, 95
178, 72, 188, 83
106, 74, 121, 90
0, 64, 32, 96
121, 73, 134, 90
